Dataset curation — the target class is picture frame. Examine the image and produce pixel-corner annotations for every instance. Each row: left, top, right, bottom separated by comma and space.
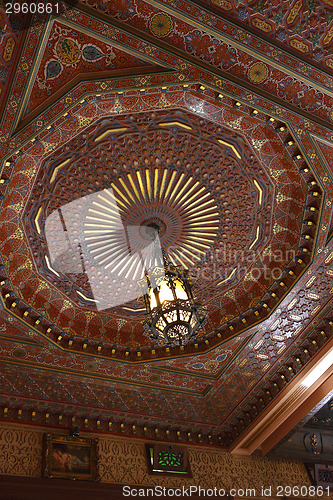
42, 433, 99, 481
146, 443, 192, 477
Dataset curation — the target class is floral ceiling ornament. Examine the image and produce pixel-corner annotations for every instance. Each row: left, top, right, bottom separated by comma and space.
150, 13, 173, 38
55, 37, 81, 66
39, 38, 116, 89
248, 62, 269, 84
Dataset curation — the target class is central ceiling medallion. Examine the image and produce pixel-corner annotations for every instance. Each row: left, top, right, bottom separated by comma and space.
82, 168, 220, 280
43, 169, 219, 318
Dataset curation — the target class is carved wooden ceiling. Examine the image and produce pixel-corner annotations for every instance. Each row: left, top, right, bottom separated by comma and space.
0, 0, 332, 450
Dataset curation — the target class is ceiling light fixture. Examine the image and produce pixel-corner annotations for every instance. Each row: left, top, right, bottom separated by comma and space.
140, 223, 208, 346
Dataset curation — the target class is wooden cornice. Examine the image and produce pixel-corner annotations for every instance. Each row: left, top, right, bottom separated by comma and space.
230, 339, 333, 456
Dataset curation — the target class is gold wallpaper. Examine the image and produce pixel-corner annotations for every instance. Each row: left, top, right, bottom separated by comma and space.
0, 422, 331, 497
0, 424, 42, 477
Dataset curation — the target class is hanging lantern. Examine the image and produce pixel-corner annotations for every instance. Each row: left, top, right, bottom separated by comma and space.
141, 256, 208, 346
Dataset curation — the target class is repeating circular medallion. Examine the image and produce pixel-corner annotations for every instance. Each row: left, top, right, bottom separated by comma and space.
248, 62, 268, 84
150, 13, 173, 37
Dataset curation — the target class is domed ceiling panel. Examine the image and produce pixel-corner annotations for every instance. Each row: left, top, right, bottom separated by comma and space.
19, 20, 164, 123
77, 0, 333, 125
199, 0, 333, 71
15, 98, 308, 352
0, 8, 27, 114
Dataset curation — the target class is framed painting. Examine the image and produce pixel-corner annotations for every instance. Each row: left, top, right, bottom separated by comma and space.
42, 433, 99, 481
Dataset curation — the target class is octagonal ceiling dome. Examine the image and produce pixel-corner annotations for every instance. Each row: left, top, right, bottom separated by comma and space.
19, 102, 308, 352
23, 109, 277, 343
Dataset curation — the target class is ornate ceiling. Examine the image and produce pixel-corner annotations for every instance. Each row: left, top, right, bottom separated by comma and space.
0, 0, 332, 450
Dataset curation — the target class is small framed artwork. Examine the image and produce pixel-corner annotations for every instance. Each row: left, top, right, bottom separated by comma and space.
146, 443, 192, 477
42, 433, 99, 481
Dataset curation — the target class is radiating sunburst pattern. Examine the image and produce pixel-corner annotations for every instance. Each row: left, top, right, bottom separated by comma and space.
27, 109, 276, 333
82, 168, 220, 281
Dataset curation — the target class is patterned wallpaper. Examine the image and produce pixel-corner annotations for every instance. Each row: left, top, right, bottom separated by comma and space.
0, 425, 42, 477
0, 0, 333, 449
0, 422, 330, 496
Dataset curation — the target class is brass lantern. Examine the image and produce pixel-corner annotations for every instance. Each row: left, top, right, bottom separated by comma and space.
140, 227, 208, 346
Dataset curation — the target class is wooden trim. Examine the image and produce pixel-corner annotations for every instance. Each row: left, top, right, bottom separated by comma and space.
230, 340, 333, 456
261, 371, 333, 455
0, 475, 233, 500
16, 66, 173, 132
0, 475, 126, 500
